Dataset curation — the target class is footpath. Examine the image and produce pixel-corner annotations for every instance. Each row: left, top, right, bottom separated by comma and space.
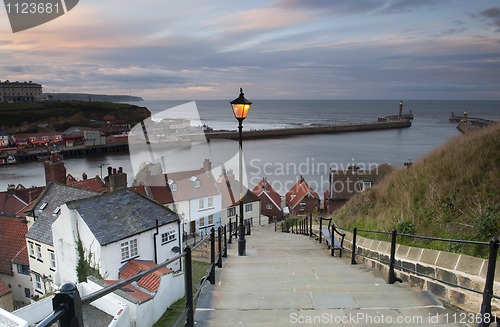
195, 224, 470, 326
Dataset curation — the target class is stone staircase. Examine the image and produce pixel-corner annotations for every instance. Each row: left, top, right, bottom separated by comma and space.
195, 224, 471, 326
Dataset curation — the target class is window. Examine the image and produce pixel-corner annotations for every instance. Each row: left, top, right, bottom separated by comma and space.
24, 288, 31, 298
39, 202, 48, 210
208, 215, 214, 225
49, 251, 56, 269
171, 203, 177, 213
362, 181, 372, 191
161, 230, 177, 244
199, 217, 205, 228
193, 180, 200, 188
17, 264, 30, 275
266, 204, 272, 210
35, 274, 42, 290
36, 244, 42, 260
170, 183, 177, 191
53, 206, 61, 214
28, 242, 35, 257
227, 207, 236, 217
208, 196, 213, 208
121, 239, 138, 261
245, 203, 253, 212
198, 199, 204, 210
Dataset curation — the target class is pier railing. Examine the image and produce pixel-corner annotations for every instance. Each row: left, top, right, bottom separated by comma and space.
36, 226, 230, 327
280, 217, 500, 327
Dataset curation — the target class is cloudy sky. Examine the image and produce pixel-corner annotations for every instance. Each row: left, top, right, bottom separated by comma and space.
1, 0, 499, 100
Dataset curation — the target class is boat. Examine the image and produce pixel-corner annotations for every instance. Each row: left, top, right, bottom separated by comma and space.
0, 155, 16, 165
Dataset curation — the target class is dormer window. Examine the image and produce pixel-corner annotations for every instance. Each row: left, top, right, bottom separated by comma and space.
190, 176, 200, 188
168, 179, 177, 191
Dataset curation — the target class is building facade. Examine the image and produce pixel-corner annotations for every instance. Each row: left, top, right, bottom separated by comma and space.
0, 80, 43, 103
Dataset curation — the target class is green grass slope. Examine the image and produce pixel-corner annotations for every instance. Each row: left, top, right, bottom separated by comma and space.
334, 123, 500, 255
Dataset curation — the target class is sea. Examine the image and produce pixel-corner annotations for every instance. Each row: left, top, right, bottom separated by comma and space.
1, 100, 498, 195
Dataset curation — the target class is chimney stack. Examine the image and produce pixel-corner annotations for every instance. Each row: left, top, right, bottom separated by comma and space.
7, 184, 15, 194
203, 159, 212, 172
44, 152, 66, 185
108, 166, 127, 192
82, 173, 87, 180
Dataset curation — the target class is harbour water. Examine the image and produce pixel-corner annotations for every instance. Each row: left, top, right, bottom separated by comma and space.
1, 100, 498, 194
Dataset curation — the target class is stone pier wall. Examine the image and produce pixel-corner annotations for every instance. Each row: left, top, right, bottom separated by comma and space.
340, 232, 500, 315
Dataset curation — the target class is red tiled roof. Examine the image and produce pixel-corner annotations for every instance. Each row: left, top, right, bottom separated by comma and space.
0, 192, 27, 216
13, 185, 45, 203
251, 177, 281, 209
69, 176, 108, 192
0, 217, 28, 275
130, 185, 175, 205
286, 177, 320, 209
102, 280, 152, 303
0, 279, 12, 297
119, 260, 172, 293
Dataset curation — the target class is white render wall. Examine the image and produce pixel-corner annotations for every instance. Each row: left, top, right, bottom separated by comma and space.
54, 205, 181, 283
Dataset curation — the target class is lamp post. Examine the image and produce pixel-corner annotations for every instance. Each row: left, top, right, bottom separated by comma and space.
231, 88, 252, 256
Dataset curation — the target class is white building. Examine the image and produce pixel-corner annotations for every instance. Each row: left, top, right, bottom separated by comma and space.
24, 183, 99, 296
216, 169, 262, 227
52, 189, 181, 284
132, 159, 222, 237
0, 80, 43, 103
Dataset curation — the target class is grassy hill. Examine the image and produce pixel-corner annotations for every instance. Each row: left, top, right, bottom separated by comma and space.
333, 123, 500, 255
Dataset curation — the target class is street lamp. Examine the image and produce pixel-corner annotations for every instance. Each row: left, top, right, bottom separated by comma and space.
230, 88, 252, 256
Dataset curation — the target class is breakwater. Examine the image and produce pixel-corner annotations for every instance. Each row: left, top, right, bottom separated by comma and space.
205, 120, 411, 140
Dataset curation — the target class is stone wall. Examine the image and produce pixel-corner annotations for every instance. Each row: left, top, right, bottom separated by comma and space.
340, 232, 500, 315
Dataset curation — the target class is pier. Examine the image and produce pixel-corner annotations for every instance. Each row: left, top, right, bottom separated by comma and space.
205, 120, 411, 140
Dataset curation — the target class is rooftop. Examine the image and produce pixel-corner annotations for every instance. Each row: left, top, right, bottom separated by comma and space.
25, 183, 99, 245
0, 216, 28, 275
67, 189, 179, 246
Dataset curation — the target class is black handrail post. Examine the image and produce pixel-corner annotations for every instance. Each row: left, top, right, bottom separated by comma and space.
223, 225, 228, 257
209, 227, 216, 284
217, 227, 223, 268
319, 217, 322, 244
184, 246, 194, 327
275, 218, 277, 232
388, 229, 398, 284
228, 218, 232, 244
247, 220, 251, 235
52, 282, 83, 327
479, 237, 500, 327
309, 214, 312, 237
351, 227, 357, 265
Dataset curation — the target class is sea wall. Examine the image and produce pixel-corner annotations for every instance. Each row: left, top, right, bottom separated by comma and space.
206, 120, 411, 140
340, 232, 500, 315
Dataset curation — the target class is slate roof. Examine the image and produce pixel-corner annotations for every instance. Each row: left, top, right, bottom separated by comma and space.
251, 177, 282, 210
328, 163, 394, 200
67, 189, 179, 246
25, 183, 99, 245
119, 260, 172, 293
0, 216, 28, 275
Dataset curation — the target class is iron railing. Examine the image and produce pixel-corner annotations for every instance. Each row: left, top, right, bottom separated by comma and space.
36, 225, 230, 327
299, 217, 499, 327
